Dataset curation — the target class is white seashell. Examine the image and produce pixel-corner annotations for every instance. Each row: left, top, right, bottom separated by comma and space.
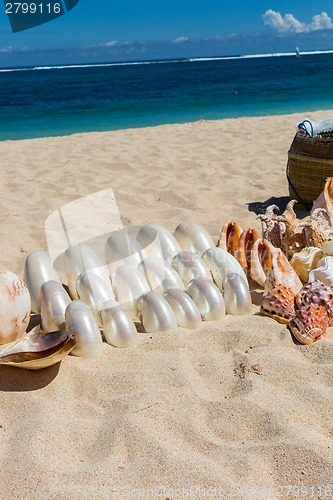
0, 271, 31, 345
309, 256, 333, 285
65, 300, 103, 359
137, 291, 178, 333
63, 243, 112, 300
24, 250, 61, 313
291, 246, 327, 283
322, 238, 333, 256
186, 277, 225, 321
112, 265, 150, 320
40, 280, 71, 332
0, 326, 74, 370
100, 300, 138, 348
172, 250, 212, 287
76, 272, 115, 327
201, 247, 248, 292
136, 223, 181, 262
105, 230, 144, 276
137, 256, 184, 294
163, 288, 202, 329
173, 221, 215, 256
264, 249, 302, 296
223, 273, 252, 315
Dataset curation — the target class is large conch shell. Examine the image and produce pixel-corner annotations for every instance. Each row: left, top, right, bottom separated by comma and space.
0, 271, 31, 345
264, 249, 302, 295
0, 327, 74, 370
309, 256, 333, 286
311, 177, 333, 226
217, 221, 243, 255
290, 247, 326, 283
249, 238, 276, 287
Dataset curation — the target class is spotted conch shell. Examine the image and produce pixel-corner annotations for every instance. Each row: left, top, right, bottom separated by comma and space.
289, 303, 329, 345
290, 246, 326, 283
260, 285, 295, 324
295, 280, 333, 327
311, 177, 333, 226
264, 249, 302, 295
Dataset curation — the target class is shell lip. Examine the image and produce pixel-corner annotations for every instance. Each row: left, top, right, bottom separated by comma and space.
259, 306, 291, 324
288, 320, 327, 345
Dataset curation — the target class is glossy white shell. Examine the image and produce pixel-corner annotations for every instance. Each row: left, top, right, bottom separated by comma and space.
202, 247, 248, 291
0, 326, 74, 370
76, 272, 115, 327
112, 264, 150, 320
101, 300, 138, 348
63, 243, 111, 300
137, 291, 178, 333
171, 250, 212, 287
24, 250, 61, 313
223, 273, 252, 315
137, 256, 184, 294
186, 277, 226, 321
0, 271, 31, 345
40, 280, 71, 332
309, 256, 333, 285
105, 230, 144, 276
136, 223, 181, 262
163, 288, 202, 329
65, 300, 103, 359
173, 221, 215, 255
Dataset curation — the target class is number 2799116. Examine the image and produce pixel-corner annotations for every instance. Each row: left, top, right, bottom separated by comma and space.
5, 3, 61, 14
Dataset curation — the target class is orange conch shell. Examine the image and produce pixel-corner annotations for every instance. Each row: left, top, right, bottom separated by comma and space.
264, 249, 302, 295
311, 177, 333, 226
217, 221, 243, 255
260, 285, 295, 324
250, 238, 277, 287
289, 303, 329, 345
234, 228, 260, 275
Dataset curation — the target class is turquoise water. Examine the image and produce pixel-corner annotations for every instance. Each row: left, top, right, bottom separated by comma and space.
1, 51, 333, 141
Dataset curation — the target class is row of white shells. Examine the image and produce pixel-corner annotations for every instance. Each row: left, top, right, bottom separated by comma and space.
0, 221, 253, 369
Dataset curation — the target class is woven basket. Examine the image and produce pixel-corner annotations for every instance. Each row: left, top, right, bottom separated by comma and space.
287, 131, 333, 210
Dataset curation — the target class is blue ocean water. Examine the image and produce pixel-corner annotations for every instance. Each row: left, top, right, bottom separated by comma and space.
1, 51, 333, 141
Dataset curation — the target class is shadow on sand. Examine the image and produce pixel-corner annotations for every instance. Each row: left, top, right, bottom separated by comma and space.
247, 196, 309, 219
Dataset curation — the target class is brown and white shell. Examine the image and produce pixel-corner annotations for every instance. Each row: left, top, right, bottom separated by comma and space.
289, 302, 329, 345
296, 209, 333, 249
311, 177, 333, 226
295, 279, 333, 327
260, 285, 295, 324
264, 249, 302, 295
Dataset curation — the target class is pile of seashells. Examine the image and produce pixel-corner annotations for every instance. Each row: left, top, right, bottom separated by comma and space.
220, 177, 333, 345
0, 221, 253, 370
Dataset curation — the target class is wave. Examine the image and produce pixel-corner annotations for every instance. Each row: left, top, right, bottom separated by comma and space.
1, 49, 333, 72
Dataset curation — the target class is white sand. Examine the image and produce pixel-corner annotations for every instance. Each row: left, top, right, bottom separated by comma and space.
1, 110, 333, 499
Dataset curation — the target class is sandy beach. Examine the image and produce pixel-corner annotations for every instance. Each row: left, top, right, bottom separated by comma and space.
1, 109, 333, 498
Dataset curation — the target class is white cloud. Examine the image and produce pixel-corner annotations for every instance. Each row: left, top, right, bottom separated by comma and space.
0, 46, 13, 53
262, 9, 333, 34
104, 41, 118, 47
171, 36, 189, 44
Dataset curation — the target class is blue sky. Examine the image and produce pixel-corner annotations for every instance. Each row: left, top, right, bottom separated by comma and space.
1, 1, 333, 66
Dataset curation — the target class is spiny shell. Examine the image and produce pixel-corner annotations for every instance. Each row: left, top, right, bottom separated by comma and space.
137, 291, 178, 333
105, 230, 144, 276
138, 256, 184, 294
40, 280, 71, 332
291, 246, 326, 283
24, 250, 61, 313
260, 285, 295, 324
63, 243, 111, 300
172, 251, 212, 288
136, 223, 181, 263
186, 277, 225, 321
65, 300, 103, 359
112, 264, 150, 321
76, 272, 115, 327
309, 256, 333, 286
289, 303, 329, 345
163, 288, 202, 329
100, 300, 138, 348
0, 271, 31, 345
223, 273, 252, 315
0, 327, 74, 370
201, 247, 248, 292
173, 221, 215, 256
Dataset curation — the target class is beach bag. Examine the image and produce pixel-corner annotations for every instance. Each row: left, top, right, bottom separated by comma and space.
287, 119, 333, 210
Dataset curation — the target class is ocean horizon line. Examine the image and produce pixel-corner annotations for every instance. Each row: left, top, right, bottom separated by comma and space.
1, 48, 333, 73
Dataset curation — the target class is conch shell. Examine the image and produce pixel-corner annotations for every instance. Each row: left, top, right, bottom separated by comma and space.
264, 249, 302, 295
309, 256, 333, 286
296, 280, 333, 327
217, 221, 243, 255
0, 327, 74, 370
290, 247, 326, 283
311, 177, 333, 226
260, 285, 295, 324
0, 271, 31, 345
289, 303, 329, 345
